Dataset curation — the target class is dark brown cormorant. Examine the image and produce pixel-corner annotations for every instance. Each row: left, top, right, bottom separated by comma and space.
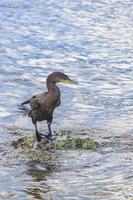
18, 72, 77, 143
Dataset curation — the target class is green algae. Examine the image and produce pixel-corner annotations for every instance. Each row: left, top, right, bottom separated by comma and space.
11, 135, 57, 162
12, 135, 35, 150
51, 136, 97, 150
12, 134, 98, 151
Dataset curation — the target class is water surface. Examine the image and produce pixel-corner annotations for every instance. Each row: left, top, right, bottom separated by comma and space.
0, 0, 133, 199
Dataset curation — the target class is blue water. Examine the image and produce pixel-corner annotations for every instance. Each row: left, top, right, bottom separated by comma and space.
0, 0, 133, 199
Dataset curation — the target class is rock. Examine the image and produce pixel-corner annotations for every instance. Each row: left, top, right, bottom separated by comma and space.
12, 132, 98, 151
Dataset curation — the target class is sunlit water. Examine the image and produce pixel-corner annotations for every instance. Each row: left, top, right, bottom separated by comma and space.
0, 0, 133, 199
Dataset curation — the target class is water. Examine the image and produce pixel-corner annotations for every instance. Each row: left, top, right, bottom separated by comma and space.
0, 0, 133, 199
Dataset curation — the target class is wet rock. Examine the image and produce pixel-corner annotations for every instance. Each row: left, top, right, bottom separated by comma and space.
12, 131, 98, 151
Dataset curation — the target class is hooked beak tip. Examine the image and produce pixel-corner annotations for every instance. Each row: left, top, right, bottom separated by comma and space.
69, 79, 78, 85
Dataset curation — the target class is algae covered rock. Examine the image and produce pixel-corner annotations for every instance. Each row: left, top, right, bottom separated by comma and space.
11, 130, 98, 162
11, 135, 56, 162
52, 136, 98, 150
12, 133, 98, 151
12, 135, 35, 149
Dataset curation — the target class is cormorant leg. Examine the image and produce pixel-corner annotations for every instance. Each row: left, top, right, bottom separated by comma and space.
34, 123, 46, 151
34, 120, 50, 142
40, 122, 52, 141
48, 122, 52, 139
34, 121, 48, 141
35, 123, 41, 142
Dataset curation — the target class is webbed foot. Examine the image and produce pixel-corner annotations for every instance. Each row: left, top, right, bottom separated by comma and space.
40, 133, 55, 141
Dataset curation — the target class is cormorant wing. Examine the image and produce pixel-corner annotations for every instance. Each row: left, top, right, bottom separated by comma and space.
30, 92, 49, 110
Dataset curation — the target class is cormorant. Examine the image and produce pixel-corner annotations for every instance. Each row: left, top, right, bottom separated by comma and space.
18, 72, 77, 143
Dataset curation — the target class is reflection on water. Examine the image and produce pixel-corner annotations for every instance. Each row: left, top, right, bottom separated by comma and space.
0, 0, 133, 199
25, 161, 55, 200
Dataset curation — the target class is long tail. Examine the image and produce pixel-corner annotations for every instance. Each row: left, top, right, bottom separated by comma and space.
17, 100, 30, 115
21, 100, 30, 105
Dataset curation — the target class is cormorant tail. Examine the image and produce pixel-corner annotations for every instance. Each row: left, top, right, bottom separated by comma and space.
17, 104, 30, 116
21, 100, 30, 105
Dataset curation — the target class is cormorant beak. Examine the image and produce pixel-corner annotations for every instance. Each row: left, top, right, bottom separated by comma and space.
60, 78, 78, 85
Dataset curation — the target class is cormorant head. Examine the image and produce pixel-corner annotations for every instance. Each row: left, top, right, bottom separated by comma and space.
47, 72, 78, 85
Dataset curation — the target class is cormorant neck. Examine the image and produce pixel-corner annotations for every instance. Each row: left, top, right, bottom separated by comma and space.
46, 77, 58, 92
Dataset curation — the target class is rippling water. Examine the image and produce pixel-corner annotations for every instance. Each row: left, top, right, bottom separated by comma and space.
0, 0, 133, 199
